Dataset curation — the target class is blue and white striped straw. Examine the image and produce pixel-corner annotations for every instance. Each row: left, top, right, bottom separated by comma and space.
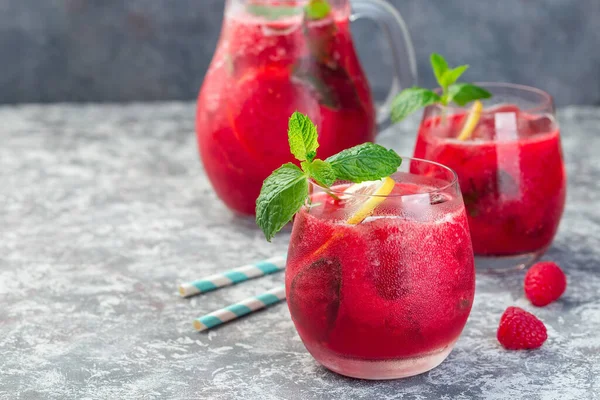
179, 256, 286, 298
193, 286, 286, 332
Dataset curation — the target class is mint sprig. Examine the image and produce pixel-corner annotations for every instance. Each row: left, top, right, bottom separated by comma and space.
256, 112, 402, 241
391, 53, 492, 122
305, 0, 332, 20
246, 4, 303, 20
246, 0, 331, 21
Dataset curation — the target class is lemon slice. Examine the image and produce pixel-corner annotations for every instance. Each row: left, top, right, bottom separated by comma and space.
344, 177, 395, 224
457, 100, 483, 141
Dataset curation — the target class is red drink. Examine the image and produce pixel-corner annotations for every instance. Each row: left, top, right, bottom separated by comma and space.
413, 86, 566, 270
196, 5, 375, 215
285, 161, 475, 379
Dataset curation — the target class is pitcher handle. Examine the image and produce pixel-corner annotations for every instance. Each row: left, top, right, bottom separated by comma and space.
350, 0, 418, 125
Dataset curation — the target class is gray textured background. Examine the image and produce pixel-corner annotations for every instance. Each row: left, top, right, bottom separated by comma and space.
1, 0, 600, 105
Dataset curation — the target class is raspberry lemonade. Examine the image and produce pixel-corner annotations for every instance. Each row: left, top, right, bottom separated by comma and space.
196, 0, 416, 215
412, 84, 566, 270
287, 168, 475, 379
256, 112, 475, 379
390, 56, 566, 271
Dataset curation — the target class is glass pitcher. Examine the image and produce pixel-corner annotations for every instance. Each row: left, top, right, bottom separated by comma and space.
196, 0, 416, 215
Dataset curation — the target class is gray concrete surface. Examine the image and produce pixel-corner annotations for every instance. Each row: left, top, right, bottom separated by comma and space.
0, 103, 599, 399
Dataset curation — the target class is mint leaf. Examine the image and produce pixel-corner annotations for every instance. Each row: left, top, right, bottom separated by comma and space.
256, 163, 308, 242
288, 112, 318, 162
305, 0, 331, 20
326, 143, 402, 183
306, 159, 335, 187
447, 83, 492, 106
440, 65, 469, 88
391, 87, 441, 123
430, 53, 449, 87
247, 4, 303, 20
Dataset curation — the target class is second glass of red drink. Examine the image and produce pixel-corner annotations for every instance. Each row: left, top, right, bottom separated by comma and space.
413, 83, 567, 271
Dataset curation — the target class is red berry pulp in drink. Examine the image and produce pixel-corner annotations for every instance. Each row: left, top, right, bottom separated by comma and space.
413, 106, 566, 256
196, 8, 375, 215
286, 176, 475, 362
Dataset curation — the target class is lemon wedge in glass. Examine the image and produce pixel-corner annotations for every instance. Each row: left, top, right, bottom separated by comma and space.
344, 177, 395, 224
457, 100, 483, 141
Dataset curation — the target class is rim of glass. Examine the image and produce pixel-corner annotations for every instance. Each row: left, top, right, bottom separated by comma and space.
309, 157, 459, 198
430, 82, 554, 114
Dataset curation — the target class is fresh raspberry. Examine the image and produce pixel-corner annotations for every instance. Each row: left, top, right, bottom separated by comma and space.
524, 261, 567, 307
497, 307, 547, 350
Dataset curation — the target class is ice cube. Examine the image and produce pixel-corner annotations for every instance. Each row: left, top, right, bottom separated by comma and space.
494, 112, 519, 142
401, 193, 433, 221
470, 114, 496, 141
527, 115, 555, 135
429, 193, 450, 205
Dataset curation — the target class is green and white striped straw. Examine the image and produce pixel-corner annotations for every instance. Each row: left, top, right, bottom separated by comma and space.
179, 256, 286, 298
193, 286, 286, 332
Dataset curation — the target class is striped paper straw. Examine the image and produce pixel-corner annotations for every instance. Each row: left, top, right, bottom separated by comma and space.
193, 286, 286, 332
179, 256, 286, 298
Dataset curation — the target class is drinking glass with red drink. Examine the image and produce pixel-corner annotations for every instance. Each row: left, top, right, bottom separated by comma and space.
392, 55, 566, 272
286, 160, 475, 379
412, 83, 566, 271
256, 112, 475, 379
